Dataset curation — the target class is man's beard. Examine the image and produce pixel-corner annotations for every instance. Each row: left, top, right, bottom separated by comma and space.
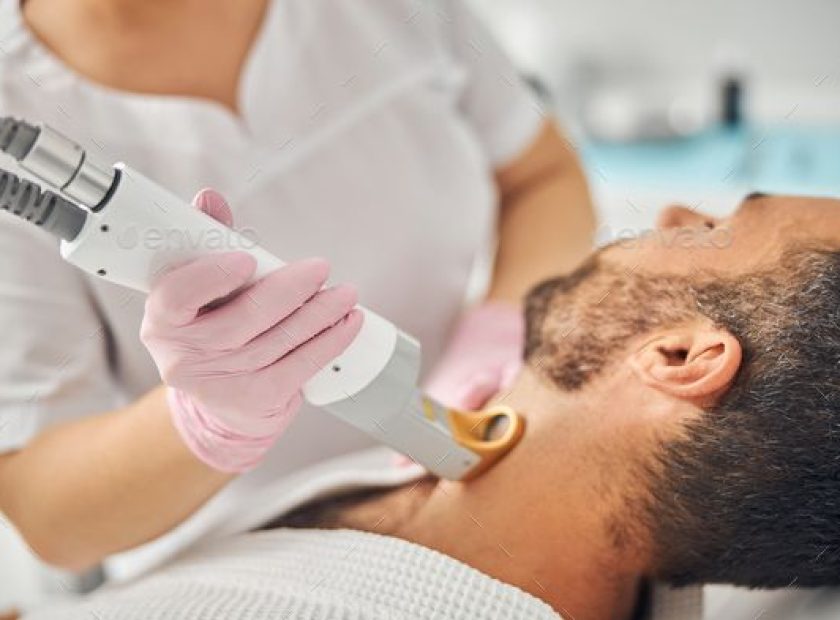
523, 250, 698, 390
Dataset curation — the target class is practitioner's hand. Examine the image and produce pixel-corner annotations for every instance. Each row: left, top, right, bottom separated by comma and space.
424, 301, 524, 410
140, 189, 363, 473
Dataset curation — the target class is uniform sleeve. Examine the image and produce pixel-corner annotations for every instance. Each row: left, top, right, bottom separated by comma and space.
0, 211, 117, 453
442, 0, 545, 167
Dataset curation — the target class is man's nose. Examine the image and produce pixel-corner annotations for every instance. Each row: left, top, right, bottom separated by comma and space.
656, 205, 718, 230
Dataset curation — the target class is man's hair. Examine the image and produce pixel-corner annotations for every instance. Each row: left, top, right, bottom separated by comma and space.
524, 245, 840, 588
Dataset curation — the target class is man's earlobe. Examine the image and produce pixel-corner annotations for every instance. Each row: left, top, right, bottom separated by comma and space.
629, 323, 742, 405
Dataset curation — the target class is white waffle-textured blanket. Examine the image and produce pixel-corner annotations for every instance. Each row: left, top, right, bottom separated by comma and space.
25, 528, 561, 619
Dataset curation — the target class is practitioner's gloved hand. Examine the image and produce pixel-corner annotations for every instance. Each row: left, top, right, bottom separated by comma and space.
424, 301, 524, 411
141, 189, 363, 473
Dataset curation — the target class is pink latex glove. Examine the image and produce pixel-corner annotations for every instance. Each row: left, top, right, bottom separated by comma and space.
424, 301, 524, 410
140, 189, 364, 473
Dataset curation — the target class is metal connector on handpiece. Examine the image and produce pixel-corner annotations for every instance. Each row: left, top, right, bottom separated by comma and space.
20, 125, 115, 209
0, 117, 116, 209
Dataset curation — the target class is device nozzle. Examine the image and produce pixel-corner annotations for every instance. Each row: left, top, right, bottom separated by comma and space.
0, 167, 87, 241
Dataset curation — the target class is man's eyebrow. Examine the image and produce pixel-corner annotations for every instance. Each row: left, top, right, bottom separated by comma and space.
733, 192, 773, 219
745, 191, 771, 201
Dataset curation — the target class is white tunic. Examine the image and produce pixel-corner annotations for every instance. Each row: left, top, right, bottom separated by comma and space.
0, 0, 543, 578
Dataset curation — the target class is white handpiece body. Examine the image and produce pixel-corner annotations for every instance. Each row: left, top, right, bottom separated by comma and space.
59, 164, 483, 479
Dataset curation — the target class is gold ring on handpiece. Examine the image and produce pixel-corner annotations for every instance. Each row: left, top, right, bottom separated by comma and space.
447, 404, 526, 480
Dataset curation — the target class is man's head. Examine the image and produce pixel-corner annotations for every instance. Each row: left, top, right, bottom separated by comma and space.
521, 194, 840, 588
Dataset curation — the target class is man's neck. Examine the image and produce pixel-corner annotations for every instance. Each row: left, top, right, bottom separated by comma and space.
395, 372, 645, 620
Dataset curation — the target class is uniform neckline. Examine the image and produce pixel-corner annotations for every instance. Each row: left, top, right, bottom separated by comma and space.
3, 0, 281, 145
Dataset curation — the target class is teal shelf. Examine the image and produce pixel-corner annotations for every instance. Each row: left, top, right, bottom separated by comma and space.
582, 124, 840, 196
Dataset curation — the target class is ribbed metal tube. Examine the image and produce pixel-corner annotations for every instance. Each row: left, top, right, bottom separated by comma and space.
0, 167, 87, 241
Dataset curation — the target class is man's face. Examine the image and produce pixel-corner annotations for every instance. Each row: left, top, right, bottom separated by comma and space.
523, 193, 840, 390
601, 193, 840, 277
523, 192, 840, 588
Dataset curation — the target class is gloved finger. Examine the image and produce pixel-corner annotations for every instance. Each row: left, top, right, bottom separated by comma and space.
499, 358, 523, 392
392, 452, 417, 468
193, 188, 234, 227
224, 284, 358, 371
196, 257, 331, 350
146, 252, 258, 327
261, 391, 304, 434
452, 369, 501, 411
263, 309, 364, 401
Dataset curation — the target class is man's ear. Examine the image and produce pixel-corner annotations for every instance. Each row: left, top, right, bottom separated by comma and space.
629, 323, 742, 405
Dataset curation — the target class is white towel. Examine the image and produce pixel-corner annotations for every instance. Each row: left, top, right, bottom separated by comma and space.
23, 447, 702, 619
25, 528, 561, 619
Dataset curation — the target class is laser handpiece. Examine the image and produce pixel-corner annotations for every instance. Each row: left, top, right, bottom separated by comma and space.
0, 116, 524, 481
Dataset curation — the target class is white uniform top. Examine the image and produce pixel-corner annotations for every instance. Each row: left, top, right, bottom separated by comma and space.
0, 0, 543, 579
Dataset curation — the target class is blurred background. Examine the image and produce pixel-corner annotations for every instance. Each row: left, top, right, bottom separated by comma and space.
474, 0, 840, 245
2, 0, 840, 617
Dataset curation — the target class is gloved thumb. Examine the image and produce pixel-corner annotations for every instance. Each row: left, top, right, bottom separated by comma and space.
193, 188, 234, 227
499, 359, 523, 393
452, 369, 502, 411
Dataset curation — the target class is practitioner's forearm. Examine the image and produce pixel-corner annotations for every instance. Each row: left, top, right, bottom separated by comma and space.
0, 386, 232, 572
488, 121, 596, 303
